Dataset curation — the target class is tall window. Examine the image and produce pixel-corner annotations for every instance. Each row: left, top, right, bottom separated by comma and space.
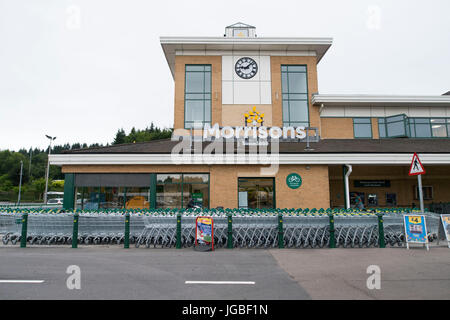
353, 118, 372, 138
281, 65, 309, 127
184, 65, 211, 129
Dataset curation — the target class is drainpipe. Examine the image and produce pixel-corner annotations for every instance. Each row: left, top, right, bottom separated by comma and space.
344, 164, 352, 209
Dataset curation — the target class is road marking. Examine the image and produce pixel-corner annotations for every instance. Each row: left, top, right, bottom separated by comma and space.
0, 280, 45, 284
185, 281, 255, 285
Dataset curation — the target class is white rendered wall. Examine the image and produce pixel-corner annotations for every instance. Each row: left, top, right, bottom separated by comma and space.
222, 53, 271, 105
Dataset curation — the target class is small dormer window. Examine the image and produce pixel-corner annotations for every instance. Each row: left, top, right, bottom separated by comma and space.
225, 22, 256, 38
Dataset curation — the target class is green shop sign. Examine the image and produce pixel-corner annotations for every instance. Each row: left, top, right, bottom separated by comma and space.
286, 173, 302, 189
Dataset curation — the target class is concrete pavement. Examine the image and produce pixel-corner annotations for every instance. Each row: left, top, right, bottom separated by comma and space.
0, 246, 449, 300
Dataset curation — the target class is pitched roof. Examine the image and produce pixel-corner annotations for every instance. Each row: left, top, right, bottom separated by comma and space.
226, 22, 256, 29
63, 138, 450, 154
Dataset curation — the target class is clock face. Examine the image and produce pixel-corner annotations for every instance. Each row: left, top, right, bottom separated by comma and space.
235, 57, 258, 79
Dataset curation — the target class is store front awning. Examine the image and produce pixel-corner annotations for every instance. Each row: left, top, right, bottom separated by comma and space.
49, 139, 450, 166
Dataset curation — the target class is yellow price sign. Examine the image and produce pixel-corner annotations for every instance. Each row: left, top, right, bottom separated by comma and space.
408, 216, 422, 224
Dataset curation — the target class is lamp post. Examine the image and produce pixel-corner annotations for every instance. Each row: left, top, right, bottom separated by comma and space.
17, 160, 23, 206
28, 147, 32, 180
43, 135, 56, 204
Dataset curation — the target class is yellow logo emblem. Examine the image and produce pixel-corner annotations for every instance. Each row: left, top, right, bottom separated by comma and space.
244, 106, 264, 126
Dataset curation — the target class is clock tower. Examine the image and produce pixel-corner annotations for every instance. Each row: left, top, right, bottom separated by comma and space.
160, 23, 331, 131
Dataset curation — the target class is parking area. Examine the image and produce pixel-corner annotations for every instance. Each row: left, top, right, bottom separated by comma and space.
0, 246, 449, 300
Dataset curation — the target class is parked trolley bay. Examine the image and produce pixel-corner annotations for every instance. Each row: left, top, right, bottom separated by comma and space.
0, 207, 441, 249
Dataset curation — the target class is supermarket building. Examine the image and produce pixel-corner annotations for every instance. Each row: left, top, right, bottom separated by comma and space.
50, 23, 450, 211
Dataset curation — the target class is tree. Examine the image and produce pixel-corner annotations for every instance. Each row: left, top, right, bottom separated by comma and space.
113, 129, 126, 145
30, 178, 46, 200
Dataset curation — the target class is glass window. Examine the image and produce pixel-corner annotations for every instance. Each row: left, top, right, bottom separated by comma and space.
289, 100, 309, 124
367, 194, 378, 206
238, 178, 274, 209
185, 100, 204, 123
182, 174, 209, 183
157, 184, 182, 209
415, 186, 433, 200
84, 187, 101, 210
353, 118, 372, 138
386, 193, 397, 206
287, 73, 307, 93
287, 65, 306, 72
125, 187, 150, 209
378, 114, 408, 138
431, 119, 447, 137
233, 29, 249, 37
412, 118, 432, 138
185, 65, 211, 129
185, 72, 204, 92
99, 187, 125, 209
387, 121, 405, 137
379, 115, 450, 139
157, 174, 182, 184
350, 192, 365, 207
183, 183, 209, 209
156, 173, 209, 209
378, 118, 386, 138
386, 114, 407, 137
281, 65, 309, 127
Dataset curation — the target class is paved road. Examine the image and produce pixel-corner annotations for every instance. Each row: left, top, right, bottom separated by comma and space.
0, 246, 449, 300
0, 247, 309, 300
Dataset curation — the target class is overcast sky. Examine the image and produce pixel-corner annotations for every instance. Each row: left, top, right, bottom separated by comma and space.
1, 0, 449, 151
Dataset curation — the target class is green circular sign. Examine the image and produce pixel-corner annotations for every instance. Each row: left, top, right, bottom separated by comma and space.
286, 173, 302, 189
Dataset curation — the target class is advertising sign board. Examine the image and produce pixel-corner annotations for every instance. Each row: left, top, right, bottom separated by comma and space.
195, 216, 214, 251
403, 215, 429, 250
440, 214, 450, 248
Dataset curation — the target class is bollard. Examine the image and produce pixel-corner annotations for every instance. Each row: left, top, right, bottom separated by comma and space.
227, 213, 233, 249
377, 214, 385, 248
329, 214, 336, 248
72, 213, 79, 248
176, 213, 181, 249
124, 213, 130, 249
278, 213, 284, 248
20, 213, 28, 248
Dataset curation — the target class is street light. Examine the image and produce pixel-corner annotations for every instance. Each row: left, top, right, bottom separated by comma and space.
17, 160, 23, 206
43, 135, 56, 204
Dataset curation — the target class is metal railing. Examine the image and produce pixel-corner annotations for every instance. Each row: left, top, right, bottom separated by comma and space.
0, 209, 441, 249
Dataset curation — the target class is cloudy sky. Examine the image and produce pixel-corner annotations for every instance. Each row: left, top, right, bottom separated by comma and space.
1, 0, 449, 151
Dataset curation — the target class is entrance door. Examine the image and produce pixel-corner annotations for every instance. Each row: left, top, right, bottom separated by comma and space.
238, 178, 275, 209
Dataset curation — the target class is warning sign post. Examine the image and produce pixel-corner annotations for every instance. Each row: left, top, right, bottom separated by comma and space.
409, 153, 425, 213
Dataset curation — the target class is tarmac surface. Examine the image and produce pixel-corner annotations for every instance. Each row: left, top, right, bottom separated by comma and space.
0, 246, 449, 300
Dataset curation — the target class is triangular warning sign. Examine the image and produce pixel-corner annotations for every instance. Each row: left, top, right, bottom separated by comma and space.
409, 153, 426, 176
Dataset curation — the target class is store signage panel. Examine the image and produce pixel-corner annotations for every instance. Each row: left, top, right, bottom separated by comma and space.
354, 180, 391, 188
